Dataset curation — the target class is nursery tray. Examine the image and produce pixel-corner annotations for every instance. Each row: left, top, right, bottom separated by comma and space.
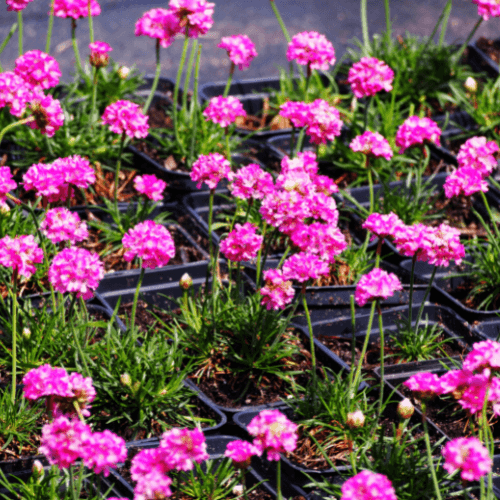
469, 38, 500, 78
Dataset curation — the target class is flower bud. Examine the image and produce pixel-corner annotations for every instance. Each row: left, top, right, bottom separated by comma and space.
232, 485, 244, 496
68, 137, 76, 147
120, 373, 132, 387
346, 410, 365, 429
397, 398, 415, 419
464, 76, 478, 93
179, 273, 193, 290
32, 460, 44, 478
0, 202, 10, 214
22, 327, 31, 339
118, 66, 130, 79
132, 381, 141, 394
89, 53, 109, 68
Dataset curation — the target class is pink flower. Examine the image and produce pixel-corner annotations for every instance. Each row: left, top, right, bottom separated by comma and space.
134, 174, 167, 201
131, 449, 172, 481
0, 166, 16, 203
282, 252, 330, 283
0, 71, 31, 118
39, 416, 93, 469
122, 220, 175, 269
472, 0, 500, 20
348, 57, 394, 99
15, 50, 61, 90
54, 155, 96, 190
219, 223, 263, 262
259, 189, 309, 231
354, 268, 402, 307
89, 41, 112, 68
48, 247, 104, 299
457, 136, 499, 176
169, 0, 215, 38
457, 373, 500, 414
41, 207, 89, 244
224, 440, 261, 468
203, 95, 247, 128
159, 428, 209, 471
439, 369, 473, 396
247, 409, 298, 461
403, 372, 443, 399
463, 340, 500, 375
444, 166, 489, 198
190, 152, 231, 190
279, 101, 311, 128
341, 470, 397, 500
134, 471, 172, 500
395, 116, 441, 154
304, 99, 343, 145
102, 100, 149, 139
53, 0, 101, 19
419, 223, 465, 267
24, 162, 68, 203
6, 0, 34, 11
0, 234, 43, 279
281, 151, 319, 176
27, 89, 64, 137
22, 364, 72, 400
363, 212, 402, 241
286, 31, 336, 71
134, 8, 182, 48
82, 430, 127, 477
228, 163, 274, 200
350, 131, 394, 161
218, 34, 258, 70
442, 437, 492, 481
260, 269, 295, 310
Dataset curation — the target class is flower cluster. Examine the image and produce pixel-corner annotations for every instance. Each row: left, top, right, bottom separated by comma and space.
27, 90, 65, 137
0, 235, 44, 279
444, 166, 489, 198
6, 0, 34, 11
134, 8, 182, 48
169, 0, 215, 38
102, 100, 149, 138
341, 470, 398, 500
228, 163, 274, 200
15, 50, 61, 90
282, 251, 330, 283
41, 208, 89, 244
53, 0, 101, 19
395, 116, 441, 153
89, 41, 112, 68
0, 166, 17, 203
203, 95, 247, 128
260, 269, 295, 311
0, 71, 32, 117
218, 34, 258, 70
350, 131, 393, 161
134, 174, 167, 201
191, 152, 231, 189
286, 31, 336, 71
348, 57, 394, 99
472, 0, 500, 20
363, 212, 402, 240
224, 440, 260, 469
219, 223, 263, 262
442, 437, 492, 481
354, 268, 403, 307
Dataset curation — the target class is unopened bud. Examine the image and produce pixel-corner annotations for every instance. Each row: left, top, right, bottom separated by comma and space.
22, 327, 31, 339
68, 137, 76, 147
89, 53, 110, 68
346, 410, 365, 429
464, 76, 478, 93
120, 373, 132, 387
179, 273, 193, 290
32, 460, 44, 478
232, 485, 244, 496
397, 398, 415, 419
118, 66, 130, 79
132, 381, 141, 393
0, 202, 10, 214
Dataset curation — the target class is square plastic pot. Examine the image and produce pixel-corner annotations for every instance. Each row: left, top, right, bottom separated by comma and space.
469, 38, 500, 78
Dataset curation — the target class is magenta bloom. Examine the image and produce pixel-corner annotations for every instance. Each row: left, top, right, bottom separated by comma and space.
53, 0, 101, 19
473, 0, 500, 20
15, 50, 61, 90
281, 151, 319, 176
134, 174, 167, 201
102, 100, 149, 139
134, 8, 182, 48
131, 449, 172, 481
159, 428, 209, 471
457, 136, 499, 176
169, 0, 215, 38
260, 269, 295, 310
304, 99, 343, 145
6, 0, 34, 11
442, 437, 492, 481
444, 166, 489, 198
247, 409, 298, 461
463, 340, 500, 375
228, 163, 274, 200
354, 268, 402, 307
27, 89, 64, 137
286, 31, 336, 71
134, 471, 172, 500
0, 166, 17, 203
395, 116, 441, 154
22, 364, 72, 401
41, 208, 89, 244
363, 212, 402, 241
54, 154, 96, 190
348, 57, 394, 99
82, 430, 127, 477
224, 440, 261, 468
279, 101, 311, 128
190, 152, 231, 190
290, 223, 346, 264
420, 223, 465, 267
203, 96, 247, 128
0, 235, 43, 279
350, 131, 393, 161
282, 252, 330, 283
24, 162, 68, 203
219, 223, 263, 262
218, 34, 257, 70
89, 41, 112, 68
341, 470, 397, 500
122, 220, 175, 269
403, 372, 443, 399
0, 71, 32, 118
48, 247, 104, 299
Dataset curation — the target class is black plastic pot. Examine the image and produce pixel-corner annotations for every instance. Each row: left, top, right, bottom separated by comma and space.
473, 318, 500, 341
469, 38, 500, 78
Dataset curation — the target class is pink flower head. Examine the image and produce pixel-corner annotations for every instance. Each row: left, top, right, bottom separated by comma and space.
391, 222, 428, 258
442, 437, 492, 481
259, 189, 309, 231
444, 166, 489, 198
282, 252, 330, 283
279, 101, 310, 128
286, 31, 336, 71
122, 220, 175, 269
403, 372, 443, 400
247, 409, 298, 461
134, 470, 172, 500
6, 0, 34, 11
134, 174, 167, 201
53, 0, 101, 19
228, 163, 274, 200
418, 223, 465, 267
0, 234, 43, 279
15, 50, 61, 90
457, 136, 499, 177
439, 369, 473, 396
350, 131, 394, 161
224, 440, 261, 469
363, 212, 402, 241
48, 247, 104, 299
82, 430, 127, 477
131, 448, 172, 481
463, 340, 500, 375
260, 269, 295, 310
102, 100, 149, 139
218, 34, 257, 70
281, 151, 319, 176
190, 152, 231, 190
0, 166, 16, 203
348, 57, 394, 99
203, 95, 247, 128
54, 154, 96, 190
354, 268, 402, 307
304, 99, 343, 145
169, 0, 215, 38
456, 373, 500, 414
473, 0, 500, 20
66, 372, 96, 416
27, 89, 64, 137
41, 207, 89, 244
313, 174, 339, 195
219, 223, 263, 262
89, 41, 112, 68
22, 364, 72, 401
0, 71, 31, 118
395, 116, 441, 154
159, 428, 209, 471
39, 416, 92, 469
341, 470, 397, 500
24, 162, 68, 203
134, 8, 182, 48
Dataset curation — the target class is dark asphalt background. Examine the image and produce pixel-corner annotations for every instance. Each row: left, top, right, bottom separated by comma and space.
1, 0, 500, 86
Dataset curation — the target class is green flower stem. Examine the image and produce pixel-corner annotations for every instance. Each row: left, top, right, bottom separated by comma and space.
255, 222, 267, 288
46, 0, 55, 53
408, 254, 417, 328
188, 43, 201, 166
421, 402, 443, 500
304, 63, 312, 102
131, 266, 146, 332
10, 270, 18, 404
183, 41, 197, 114
351, 300, 377, 396
363, 96, 372, 132
348, 295, 356, 403
454, 17, 483, 66
438, 0, 452, 47
143, 39, 161, 115
68, 293, 90, 378
414, 266, 437, 335
383, 0, 391, 45
71, 19, 84, 76
302, 286, 317, 388
17, 11, 22, 56
377, 301, 385, 416
367, 164, 374, 215
225, 127, 231, 165
481, 190, 500, 240
90, 67, 99, 128
269, 0, 291, 43
208, 188, 215, 273
295, 128, 306, 155
173, 34, 190, 154
87, 0, 94, 44
113, 131, 126, 214
223, 63, 235, 97
290, 126, 296, 159
375, 237, 383, 268
276, 459, 283, 500
0, 23, 18, 71
240, 469, 250, 500
69, 465, 78, 500
0, 116, 34, 146
360, 0, 370, 56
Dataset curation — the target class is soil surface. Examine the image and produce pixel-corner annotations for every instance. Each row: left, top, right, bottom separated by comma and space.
476, 36, 500, 64
446, 277, 500, 312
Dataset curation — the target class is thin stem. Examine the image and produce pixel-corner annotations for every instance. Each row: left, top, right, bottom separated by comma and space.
454, 17, 483, 66
17, 11, 22, 56
143, 39, 161, 115
223, 63, 235, 97
438, 0, 452, 47
367, 166, 374, 215
240, 469, 250, 500
173, 34, 190, 155
377, 301, 385, 416
360, 0, 370, 56
348, 294, 356, 404
375, 237, 383, 268
90, 67, 99, 128
0, 116, 34, 146
255, 222, 267, 288
113, 131, 126, 214
304, 63, 312, 102
183, 40, 197, 114
10, 270, 18, 404
0, 23, 18, 70
208, 188, 215, 272
408, 254, 417, 328
69, 466, 78, 500
383, 0, 391, 46
481, 190, 500, 240
414, 266, 437, 335
302, 288, 317, 387
421, 402, 443, 500
269, 0, 291, 43
46, 0, 55, 53
71, 20, 84, 76
290, 126, 296, 159
225, 128, 231, 164
68, 294, 90, 378
363, 96, 372, 132
188, 43, 201, 166
276, 459, 283, 500
87, 0, 94, 44
131, 266, 146, 332
295, 128, 306, 155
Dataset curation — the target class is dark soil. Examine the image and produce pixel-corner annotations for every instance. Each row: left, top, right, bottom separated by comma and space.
116, 300, 181, 335
147, 97, 174, 129
476, 36, 500, 64
446, 277, 500, 312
